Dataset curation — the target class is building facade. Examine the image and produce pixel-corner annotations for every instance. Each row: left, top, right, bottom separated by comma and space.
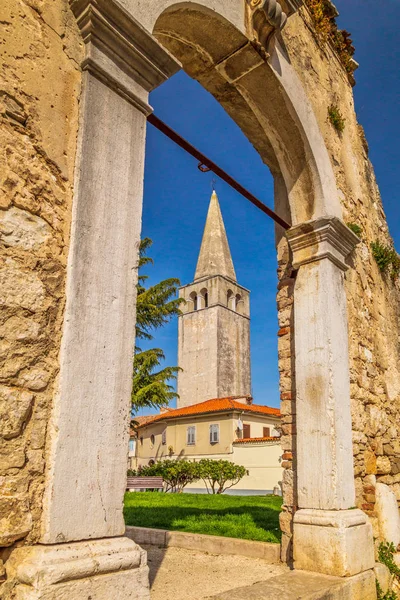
135, 396, 282, 494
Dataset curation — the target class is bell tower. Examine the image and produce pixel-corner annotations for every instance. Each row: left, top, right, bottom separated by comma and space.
177, 191, 251, 408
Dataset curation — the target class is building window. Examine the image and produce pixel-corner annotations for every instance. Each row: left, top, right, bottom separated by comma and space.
162, 430, 166, 445
150, 434, 155, 446
263, 427, 271, 438
200, 287, 208, 308
243, 424, 251, 438
129, 439, 135, 452
187, 426, 196, 445
227, 289, 234, 310
209, 424, 219, 444
236, 294, 244, 314
189, 291, 198, 311
140, 437, 143, 446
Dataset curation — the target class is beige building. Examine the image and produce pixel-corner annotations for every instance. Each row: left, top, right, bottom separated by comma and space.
135, 396, 282, 493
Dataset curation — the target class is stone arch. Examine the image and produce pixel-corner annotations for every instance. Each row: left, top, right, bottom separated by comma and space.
5, 1, 376, 594
227, 289, 235, 310
188, 290, 198, 310
148, 1, 341, 225
199, 287, 208, 308
235, 293, 244, 314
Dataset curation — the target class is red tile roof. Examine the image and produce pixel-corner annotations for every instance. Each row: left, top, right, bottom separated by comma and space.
233, 436, 280, 444
130, 415, 157, 436
136, 397, 281, 428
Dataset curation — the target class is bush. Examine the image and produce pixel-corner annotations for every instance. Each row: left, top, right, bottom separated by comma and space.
127, 469, 137, 477
197, 459, 248, 494
347, 222, 362, 238
371, 242, 400, 281
140, 459, 200, 493
328, 105, 345, 133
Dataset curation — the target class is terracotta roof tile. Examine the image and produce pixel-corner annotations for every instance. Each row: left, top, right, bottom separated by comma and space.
233, 436, 280, 444
137, 397, 280, 428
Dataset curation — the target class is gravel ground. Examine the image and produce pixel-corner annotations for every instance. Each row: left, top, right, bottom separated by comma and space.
144, 544, 288, 600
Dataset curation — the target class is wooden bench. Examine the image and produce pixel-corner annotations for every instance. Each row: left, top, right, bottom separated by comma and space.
126, 476, 164, 492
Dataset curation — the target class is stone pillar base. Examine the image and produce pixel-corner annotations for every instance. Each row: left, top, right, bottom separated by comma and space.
293, 509, 375, 577
5, 537, 150, 600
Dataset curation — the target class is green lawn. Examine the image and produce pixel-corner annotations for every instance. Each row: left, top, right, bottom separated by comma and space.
124, 492, 282, 543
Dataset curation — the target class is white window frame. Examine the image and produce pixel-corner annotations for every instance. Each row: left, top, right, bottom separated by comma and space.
209, 424, 219, 444
187, 426, 196, 445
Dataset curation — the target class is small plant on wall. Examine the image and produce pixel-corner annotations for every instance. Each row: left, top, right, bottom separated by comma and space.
304, 0, 357, 80
347, 222, 362, 238
371, 242, 400, 281
376, 542, 399, 599
328, 105, 345, 133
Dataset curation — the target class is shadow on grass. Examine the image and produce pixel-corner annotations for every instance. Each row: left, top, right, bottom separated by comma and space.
124, 493, 282, 543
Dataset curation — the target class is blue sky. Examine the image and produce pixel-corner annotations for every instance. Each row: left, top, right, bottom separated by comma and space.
137, 1, 400, 415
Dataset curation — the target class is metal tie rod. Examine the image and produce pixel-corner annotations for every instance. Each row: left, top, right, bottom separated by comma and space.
147, 113, 291, 231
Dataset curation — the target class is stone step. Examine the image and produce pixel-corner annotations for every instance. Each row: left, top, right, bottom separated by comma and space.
208, 569, 376, 600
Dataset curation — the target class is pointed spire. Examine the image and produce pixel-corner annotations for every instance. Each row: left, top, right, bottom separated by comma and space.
194, 191, 236, 281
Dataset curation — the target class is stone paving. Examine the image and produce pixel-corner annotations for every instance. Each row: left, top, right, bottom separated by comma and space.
144, 544, 288, 600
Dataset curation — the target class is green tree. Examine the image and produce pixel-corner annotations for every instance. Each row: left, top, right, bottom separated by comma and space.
132, 238, 183, 412
197, 459, 248, 494
140, 459, 200, 493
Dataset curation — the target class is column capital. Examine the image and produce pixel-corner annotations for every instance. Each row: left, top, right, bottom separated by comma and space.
286, 216, 360, 271
70, 0, 180, 112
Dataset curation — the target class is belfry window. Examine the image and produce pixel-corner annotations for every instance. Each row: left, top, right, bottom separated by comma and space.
227, 289, 235, 310
200, 287, 208, 308
189, 291, 198, 311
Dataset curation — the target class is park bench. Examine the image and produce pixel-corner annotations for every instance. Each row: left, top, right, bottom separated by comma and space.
126, 476, 164, 492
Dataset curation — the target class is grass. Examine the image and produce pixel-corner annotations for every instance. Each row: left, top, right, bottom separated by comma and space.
124, 492, 282, 543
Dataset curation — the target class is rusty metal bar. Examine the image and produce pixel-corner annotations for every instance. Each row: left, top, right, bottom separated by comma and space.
147, 113, 291, 231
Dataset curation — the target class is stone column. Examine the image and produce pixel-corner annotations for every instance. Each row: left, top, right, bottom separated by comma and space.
5, 0, 179, 598
287, 217, 375, 577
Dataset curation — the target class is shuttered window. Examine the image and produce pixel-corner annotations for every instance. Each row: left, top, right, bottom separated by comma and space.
209, 424, 219, 444
187, 426, 196, 445
263, 427, 271, 438
243, 424, 250, 438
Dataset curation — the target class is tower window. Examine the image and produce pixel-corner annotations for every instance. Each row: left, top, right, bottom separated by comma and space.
187, 426, 196, 445
162, 429, 166, 445
189, 291, 198, 311
200, 287, 208, 308
236, 294, 244, 314
227, 289, 235, 310
150, 434, 155, 447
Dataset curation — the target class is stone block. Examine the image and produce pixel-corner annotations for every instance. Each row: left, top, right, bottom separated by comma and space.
5, 537, 150, 599
209, 569, 376, 599
0, 385, 33, 440
375, 483, 400, 546
374, 562, 392, 595
293, 509, 375, 577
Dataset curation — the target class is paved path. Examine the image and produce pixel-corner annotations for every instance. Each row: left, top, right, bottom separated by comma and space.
144, 544, 288, 600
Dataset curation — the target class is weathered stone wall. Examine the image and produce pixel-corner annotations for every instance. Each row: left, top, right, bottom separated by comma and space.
277, 3, 400, 556
0, 0, 82, 579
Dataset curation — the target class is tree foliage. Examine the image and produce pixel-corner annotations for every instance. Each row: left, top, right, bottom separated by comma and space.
132, 238, 184, 412
140, 460, 200, 493
197, 459, 248, 494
